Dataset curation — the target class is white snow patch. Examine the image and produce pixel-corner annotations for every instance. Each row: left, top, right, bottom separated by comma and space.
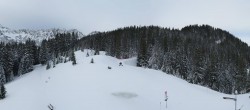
112, 92, 138, 99
122, 57, 137, 66
216, 39, 222, 44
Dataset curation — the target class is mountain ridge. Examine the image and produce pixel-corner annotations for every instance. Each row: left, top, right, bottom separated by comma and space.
0, 24, 84, 44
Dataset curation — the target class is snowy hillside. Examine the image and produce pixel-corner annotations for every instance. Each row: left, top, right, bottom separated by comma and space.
0, 50, 249, 110
0, 24, 84, 44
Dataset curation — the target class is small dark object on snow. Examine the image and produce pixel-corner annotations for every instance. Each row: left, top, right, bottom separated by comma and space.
108, 66, 112, 69
48, 104, 54, 110
90, 58, 94, 63
165, 97, 168, 101
119, 62, 123, 66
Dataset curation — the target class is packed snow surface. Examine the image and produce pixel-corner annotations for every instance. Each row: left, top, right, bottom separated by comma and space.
0, 50, 249, 110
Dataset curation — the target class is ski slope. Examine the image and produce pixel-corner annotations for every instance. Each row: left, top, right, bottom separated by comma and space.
0, 50, 249, 110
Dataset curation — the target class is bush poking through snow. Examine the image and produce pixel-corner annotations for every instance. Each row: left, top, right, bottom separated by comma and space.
86, 52, 89, 57
90, 58, 94, 63
108, 66, 112, 69
119, 62, 123, 66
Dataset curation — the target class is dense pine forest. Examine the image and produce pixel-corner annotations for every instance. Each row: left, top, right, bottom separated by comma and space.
77, 25, 250, 94
0, 25, 250, 95
0, 33, 78, 84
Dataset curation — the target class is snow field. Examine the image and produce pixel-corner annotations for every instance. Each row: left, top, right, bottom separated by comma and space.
0, 50, 249, 110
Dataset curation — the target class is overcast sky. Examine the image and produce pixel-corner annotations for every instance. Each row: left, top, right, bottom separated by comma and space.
0, 0, 249, 45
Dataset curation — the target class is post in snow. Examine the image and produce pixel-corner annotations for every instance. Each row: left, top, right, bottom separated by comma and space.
165, 90, 168, 109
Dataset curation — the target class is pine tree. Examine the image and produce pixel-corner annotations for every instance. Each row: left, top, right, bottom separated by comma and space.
246, 78, 250, 93
137, 36, 148, 67
204, 52, 218, 90
193, 48, 205, 84
18, 51, 34, 75
114, 35, 121, 58
71, 52, 77, 65
39, 40, 49, 65
2, 48, 14, 82
25, 39, 36, 65
0, 64, 6, 85
53, 59, 56, 68
0, 84, 6, 99
179, 55, 188, 80
46, 61, 51, 70
235, 55, 247, 92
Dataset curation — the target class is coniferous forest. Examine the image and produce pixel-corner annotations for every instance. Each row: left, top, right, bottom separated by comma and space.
0, 25, 250, 95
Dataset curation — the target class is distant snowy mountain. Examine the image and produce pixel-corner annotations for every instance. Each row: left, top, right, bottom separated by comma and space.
0, 24, 84, 44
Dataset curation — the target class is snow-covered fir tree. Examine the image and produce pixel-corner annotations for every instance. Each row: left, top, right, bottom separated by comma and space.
46, 61, 51, 70
0, 84, 6, 99
71, 52, 77, 65
18, 54, 34, 75
39, 40, 49, 65
0, 64, 6, 85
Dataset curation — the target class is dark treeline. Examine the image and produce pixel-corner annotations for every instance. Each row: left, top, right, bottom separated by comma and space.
76, 25, 250, 94
0, 32, 78, 86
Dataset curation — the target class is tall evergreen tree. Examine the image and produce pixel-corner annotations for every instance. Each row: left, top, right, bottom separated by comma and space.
18, 43, 34, 75
235, 55, 247, 93
18, 54, 34, 75
0, 64, 6, 85
204, 52, 219, 90
46, 61, 51, 70
71, 52, 77, 65
39, 40, 49, 65
179, 55, 188, 80
137, 36, 148, 67
193, 48, 205, 84
2, 47, 14, 82
0, 84, 6, 99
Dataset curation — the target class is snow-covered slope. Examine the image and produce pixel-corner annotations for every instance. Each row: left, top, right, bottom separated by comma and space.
0, 24, 84, 44
0, 50, 249, 110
